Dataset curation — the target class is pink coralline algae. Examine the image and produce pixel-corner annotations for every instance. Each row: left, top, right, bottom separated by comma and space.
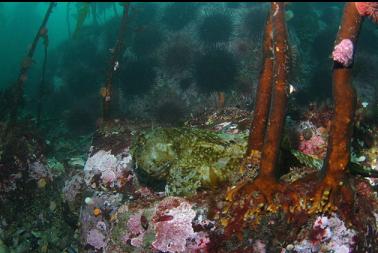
298, 134, 327, 159
87, 228, 106, 250
122, 212, 146, 248
332, 39, 354, 67
253, 240, 267, 253
83, 149, 133, 190
355, 2, 378, 23
297, 121, 327, 159
152, 197, 210, 253
293, 214, 356, 253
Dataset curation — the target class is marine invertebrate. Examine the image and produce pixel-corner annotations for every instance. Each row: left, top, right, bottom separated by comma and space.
161, 2, 199, 31
198, 12, 233, 45
355, 2, 378, 23
332, 39, 354, 67
194, 49, 237, 93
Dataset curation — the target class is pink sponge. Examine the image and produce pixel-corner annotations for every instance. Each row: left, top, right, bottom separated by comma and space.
332, 39, 354, 67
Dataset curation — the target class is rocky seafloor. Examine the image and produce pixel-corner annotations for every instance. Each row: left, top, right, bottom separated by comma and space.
1, 104, 377, 253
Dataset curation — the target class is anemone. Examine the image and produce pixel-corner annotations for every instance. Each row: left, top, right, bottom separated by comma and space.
161, 2, 199, 31
198, 12, 233, 45
119, 58, 157, 96
132, 26, 163, 57
194, 49, 237, 93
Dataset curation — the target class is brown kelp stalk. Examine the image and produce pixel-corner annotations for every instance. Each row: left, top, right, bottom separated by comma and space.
101, 3, 130, 121
224, 2, 290, 236
259, 2, 290, 180
216, 91, 225, 109
72, 3, 90, 39
309, 2, 363, 213
9, 2, 56, 124
36, 27, 49, 126
245, 12, 273, 161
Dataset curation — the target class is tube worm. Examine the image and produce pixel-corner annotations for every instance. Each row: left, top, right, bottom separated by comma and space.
101, 3, 130, 121
9, 2, 56, 124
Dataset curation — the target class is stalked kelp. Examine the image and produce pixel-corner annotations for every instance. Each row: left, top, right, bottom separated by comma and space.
223, 4, 290, 237
36, 21, 49, 126
220, 5, 378, 250
308, 1, 363, 214
8, 3, 56, 125
101, 3, 130, 120
245, 11, 273, 158
72, 3, 90, 38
